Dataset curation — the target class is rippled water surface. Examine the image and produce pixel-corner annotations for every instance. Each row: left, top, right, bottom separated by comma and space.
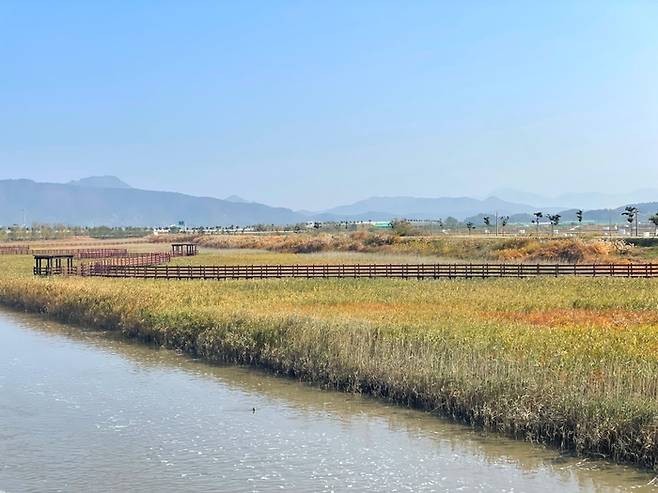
0, 308, 656, 492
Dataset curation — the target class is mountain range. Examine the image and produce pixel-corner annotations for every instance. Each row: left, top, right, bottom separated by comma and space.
1, 176, 657, 227
318, 196, 563, 222
0, 178, 300, 227
490, 187, 658, 210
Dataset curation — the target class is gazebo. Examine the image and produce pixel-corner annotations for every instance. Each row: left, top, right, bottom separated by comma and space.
33, 254, 75, 276
171, 243, 198, 256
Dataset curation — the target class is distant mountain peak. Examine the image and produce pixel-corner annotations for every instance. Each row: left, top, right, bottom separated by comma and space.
225, 195, 250, 203
68, 176, 132, 189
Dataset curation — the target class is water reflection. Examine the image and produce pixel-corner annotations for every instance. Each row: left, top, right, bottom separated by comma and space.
0, 308, 656, 492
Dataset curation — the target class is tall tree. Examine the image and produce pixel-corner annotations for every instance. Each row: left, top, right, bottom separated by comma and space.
547, 214, 561, 235
532, 212, 543, 235
622, 206, 639, 236
649, 212, 658, 236
576, 209, 583, 224
500, 216, 510, 235
465, 222, 475, 235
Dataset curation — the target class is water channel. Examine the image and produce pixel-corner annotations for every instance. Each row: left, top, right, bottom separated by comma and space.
0, 308, 656, 492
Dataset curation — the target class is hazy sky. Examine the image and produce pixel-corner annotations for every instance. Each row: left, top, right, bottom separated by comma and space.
1, 1, 657, 210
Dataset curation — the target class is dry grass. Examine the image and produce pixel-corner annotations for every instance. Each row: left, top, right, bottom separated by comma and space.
487, 308, 658, 330
0, 237, 148, 248
169, 249, 460, 266
494, 238, 633, 263
2, 251, 658, 469
151, 232, 398, 254
153, 233, 637, 263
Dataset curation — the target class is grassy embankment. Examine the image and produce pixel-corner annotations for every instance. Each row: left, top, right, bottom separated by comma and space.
2, 251, 658, 469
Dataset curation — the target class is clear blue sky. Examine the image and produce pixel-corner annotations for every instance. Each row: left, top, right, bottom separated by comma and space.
1, 1, 657, 210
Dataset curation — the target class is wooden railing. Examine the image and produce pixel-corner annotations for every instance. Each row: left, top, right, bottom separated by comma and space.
0, 246, 31, 255
32, 248, 129, 259
80, 253, 172, 274
77, 263, 658, 280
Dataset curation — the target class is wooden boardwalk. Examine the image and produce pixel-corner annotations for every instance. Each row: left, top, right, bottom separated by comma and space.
32, 251, 172, 276
0, 246, 30, 255
76, 263, 658, 280
32, 248, 129, 259
83, 252, 171, 269
4, 246, 145, 258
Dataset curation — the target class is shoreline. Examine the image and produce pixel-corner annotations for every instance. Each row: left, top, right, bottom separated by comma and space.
1, 276, 657, 472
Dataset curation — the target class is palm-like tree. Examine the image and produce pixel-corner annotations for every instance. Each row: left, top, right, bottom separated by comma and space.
465, 222, 475, 235
622, 206, 639, 236
532, 212, 543, 235
547, 214, 561, 235
649, 212, 658, 236
500, 216, 510, 235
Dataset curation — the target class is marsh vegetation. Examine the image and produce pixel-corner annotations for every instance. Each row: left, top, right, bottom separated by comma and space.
151, 233, 642, 263
2, 243, 658, 469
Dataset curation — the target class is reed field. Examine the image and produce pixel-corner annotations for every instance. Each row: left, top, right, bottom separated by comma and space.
152, 232, 646, 263
2, 249, 658, 469
169, 248, 470, 266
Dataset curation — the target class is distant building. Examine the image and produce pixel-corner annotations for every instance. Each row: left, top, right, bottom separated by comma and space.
372, 221, 393, 229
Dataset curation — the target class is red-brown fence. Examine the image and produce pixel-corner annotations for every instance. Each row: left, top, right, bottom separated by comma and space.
0, 246, 31, 255
32, 248, 129, 259
77, 262, 658, 280
80, 253, 171, 274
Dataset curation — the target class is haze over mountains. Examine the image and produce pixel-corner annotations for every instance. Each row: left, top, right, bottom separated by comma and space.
491, 188, 658, 211
317, 196, 563, 222
0, 178, 300, 227
1, 176, 657, 227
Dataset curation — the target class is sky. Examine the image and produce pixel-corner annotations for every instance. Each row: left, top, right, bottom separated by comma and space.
1, 1, 657, 210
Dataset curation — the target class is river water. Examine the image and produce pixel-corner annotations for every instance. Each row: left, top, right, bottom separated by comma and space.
0, 308, 656, 492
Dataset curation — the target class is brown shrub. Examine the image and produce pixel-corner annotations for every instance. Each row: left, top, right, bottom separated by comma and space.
495, 238, 622, 263
150, 234, 634, 263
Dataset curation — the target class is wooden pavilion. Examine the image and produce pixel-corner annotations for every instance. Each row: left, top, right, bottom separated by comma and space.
171, 243, 198, 256
33, 254, 75, 276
